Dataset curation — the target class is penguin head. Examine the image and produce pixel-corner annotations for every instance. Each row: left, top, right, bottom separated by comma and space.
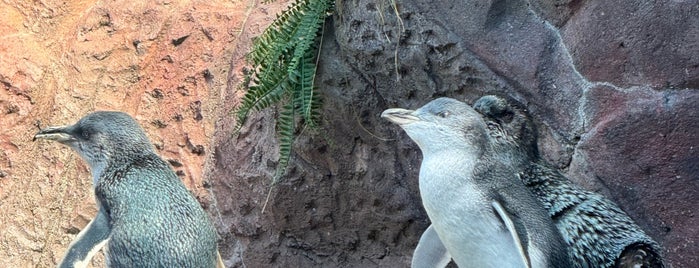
382, 97, 489, 155
473, 95, 540, 163
34, 111, 154, 182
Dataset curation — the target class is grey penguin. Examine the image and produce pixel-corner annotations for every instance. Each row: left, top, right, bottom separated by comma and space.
473, 95, 665, 268
34, 111, 225, 268
382, 97, 571, 268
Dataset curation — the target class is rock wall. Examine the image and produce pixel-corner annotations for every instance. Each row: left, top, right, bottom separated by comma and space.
210, 0, 697, 267
0, 0, 289, 266
2, 0, 696, 267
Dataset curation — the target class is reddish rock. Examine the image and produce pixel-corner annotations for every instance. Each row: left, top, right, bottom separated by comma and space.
562, 0, 699, 88
571, 86, 698, 266
0, 0, 280, 266
3, 0, 696, 267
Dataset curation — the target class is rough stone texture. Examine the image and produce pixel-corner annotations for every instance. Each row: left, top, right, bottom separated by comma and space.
0, 0, 285, 266
3, 0, 697, 267
572, 86, 698, 266
210, 0, 697, 267
563, 1, 699, 89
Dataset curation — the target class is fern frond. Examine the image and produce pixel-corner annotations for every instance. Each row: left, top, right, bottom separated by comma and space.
234, 70, 292, 133
286, 0, 330, 81
250, 2, 305, 68
274, 101, 296, 183
296, 47, 319, 127
233, 0, 335, 183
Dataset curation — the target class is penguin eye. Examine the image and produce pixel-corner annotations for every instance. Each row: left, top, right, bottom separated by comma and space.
437, 111, 450, 118
76, 128, 91, 140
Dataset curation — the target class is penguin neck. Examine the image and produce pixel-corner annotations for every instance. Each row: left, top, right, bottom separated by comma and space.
89, 162, 107, 186
90, 149, 155, 187
419, 145, 485, 188
418, 137, 488, 170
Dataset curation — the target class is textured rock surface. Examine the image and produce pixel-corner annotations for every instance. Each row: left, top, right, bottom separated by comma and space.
210, 0, 697, 267
573, 86, 698, 266
3, 0, 696, 267
0, 0, 285, 266
562, 1, 698, 89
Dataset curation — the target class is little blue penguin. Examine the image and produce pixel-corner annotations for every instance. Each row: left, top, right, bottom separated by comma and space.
34, 111, 224, 268
382, 97, 571, 268
473, 95, 665, 268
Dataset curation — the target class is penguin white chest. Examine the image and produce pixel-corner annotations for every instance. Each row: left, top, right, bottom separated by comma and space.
418, 160, 527, 268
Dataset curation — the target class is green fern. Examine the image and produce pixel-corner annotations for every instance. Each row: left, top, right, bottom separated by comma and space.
234, 0, 333, 184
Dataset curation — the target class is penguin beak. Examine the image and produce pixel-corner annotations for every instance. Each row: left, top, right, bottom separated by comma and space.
382, 108, 420, 125
33, 125, 76, 143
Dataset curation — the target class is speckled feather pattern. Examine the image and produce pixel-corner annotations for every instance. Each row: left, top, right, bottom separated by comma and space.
97, 153, 218, 267
474, 95, 665, 268
36, 111, 220, 267
521, 163, 663, 268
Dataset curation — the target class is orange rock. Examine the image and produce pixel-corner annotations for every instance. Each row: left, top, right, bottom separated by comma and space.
0, 0, 291, 266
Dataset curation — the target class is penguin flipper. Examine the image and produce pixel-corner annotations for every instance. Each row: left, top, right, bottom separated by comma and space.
412, 224, 452, 268
58, 206, 111, 268
217, 250, 226, 268
492, 201, 531, 268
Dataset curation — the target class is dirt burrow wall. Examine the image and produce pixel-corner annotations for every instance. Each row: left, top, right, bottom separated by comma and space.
0, 0, 290, 266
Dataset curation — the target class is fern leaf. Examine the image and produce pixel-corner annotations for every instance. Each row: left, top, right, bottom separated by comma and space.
286, 0, 329, 80
296, 47, 319, 126
233, 0, 335, 182
274, 101, 296, 183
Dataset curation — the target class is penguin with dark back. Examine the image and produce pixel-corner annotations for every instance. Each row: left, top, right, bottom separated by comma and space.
473, 95, 665, 268
383, 98, 571, 268
34, 111, 224, 268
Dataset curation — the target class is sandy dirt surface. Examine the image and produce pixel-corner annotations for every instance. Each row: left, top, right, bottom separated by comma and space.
0, 0, 288, 266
